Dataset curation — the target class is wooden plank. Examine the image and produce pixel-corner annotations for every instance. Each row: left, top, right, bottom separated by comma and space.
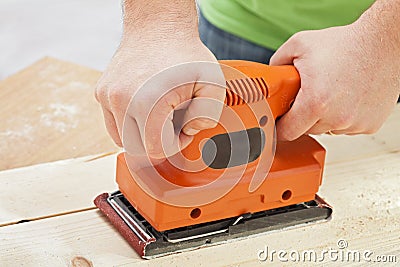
0, 104, 400, 230
0, 151, 399, 266
0, 55, 398, 265
0, 210, 138, 267
0, 57, 118, 171
0, 106, 398, 227
0, 153, 117, 226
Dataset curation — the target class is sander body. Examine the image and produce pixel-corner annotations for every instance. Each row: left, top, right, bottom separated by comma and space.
95, 60, 332, 259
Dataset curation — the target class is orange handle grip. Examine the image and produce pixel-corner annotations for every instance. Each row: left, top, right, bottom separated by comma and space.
219, 60, 300, 119
179, 60, 300, 163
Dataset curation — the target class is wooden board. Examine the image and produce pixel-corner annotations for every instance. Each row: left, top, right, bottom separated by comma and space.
0, 152, 399, 266
1, 106, 398, 227
0, 57, 118, 171
0, 106, 399, 266
0, 58, 398, 265
0, 153, 117, 227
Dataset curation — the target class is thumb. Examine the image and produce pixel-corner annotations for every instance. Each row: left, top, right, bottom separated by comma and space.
182, 84, 226, 135
269, 34, 299, 66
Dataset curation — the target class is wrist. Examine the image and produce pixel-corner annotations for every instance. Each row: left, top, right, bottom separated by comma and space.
352, 1, 400, 55
351, 7, 400, 97
122, 0, 199, 41
120, 31, 201, 52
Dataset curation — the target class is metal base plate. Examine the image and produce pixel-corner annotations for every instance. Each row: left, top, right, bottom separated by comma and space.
99, 191, 332, 259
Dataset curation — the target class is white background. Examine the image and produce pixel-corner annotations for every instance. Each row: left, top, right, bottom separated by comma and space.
0, 0, 123, 79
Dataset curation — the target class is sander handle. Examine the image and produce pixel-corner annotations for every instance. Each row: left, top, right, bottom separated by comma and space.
219, 60, 300, 120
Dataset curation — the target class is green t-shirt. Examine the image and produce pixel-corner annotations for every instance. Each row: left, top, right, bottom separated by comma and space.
200, 0, 374, 50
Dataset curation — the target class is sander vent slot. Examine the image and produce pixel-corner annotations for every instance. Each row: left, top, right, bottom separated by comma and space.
226, 77, 269, 106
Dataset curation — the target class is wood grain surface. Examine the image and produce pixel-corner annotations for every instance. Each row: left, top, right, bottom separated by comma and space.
0, 149, 399, 266
1, 106, 399, 266
0, 59, 399, 266
0, 57, 118, 171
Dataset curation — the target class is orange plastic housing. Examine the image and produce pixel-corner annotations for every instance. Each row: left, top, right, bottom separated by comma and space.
116, 61, 326, 231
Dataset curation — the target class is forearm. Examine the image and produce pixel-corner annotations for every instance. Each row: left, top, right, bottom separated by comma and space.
122, 0, 198, 39
357, 0, 400, 42
354, 0, 400, 93
355, 0, 400, 56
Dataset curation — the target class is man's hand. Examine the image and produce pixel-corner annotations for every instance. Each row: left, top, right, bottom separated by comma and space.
95, 0, 225, 158
270, 0, 400, 141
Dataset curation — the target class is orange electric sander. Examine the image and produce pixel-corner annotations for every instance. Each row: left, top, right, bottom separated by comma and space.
94, 60, 332, 259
